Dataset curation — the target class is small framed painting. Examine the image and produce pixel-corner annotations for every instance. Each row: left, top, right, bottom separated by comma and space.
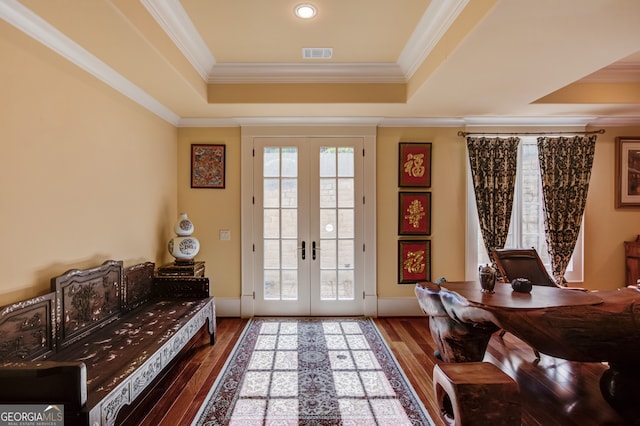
191, 144, 226, 189
398, 240, 431, 284
399, 142, 431, 187
615, 137, 640, 207
399, 192, 431, 235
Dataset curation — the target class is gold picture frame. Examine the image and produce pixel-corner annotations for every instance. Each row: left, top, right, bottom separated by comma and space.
615, 137, 640, 207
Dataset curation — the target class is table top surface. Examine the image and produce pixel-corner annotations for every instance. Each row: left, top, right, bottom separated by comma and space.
439, 281, 604, 309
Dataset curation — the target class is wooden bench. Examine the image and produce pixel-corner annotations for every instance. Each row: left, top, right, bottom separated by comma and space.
0, 260, 216, 426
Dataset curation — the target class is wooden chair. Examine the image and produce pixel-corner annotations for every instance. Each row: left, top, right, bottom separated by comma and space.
491, 247, 560, 360
491, 247, 559, 287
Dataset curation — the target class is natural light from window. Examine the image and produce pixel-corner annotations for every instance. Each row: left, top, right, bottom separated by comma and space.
468, 137, 584, 282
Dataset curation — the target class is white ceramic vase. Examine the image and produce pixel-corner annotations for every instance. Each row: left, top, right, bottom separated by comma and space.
168, 213, 200, 260
168, 236, 200, 260
174, 212, 195, 236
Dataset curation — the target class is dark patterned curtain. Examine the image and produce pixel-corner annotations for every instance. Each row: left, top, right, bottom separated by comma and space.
467, 137, 520, 261
537, 135, 596, 284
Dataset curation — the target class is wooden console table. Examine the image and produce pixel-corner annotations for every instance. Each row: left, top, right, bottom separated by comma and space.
415, 281, 640, 408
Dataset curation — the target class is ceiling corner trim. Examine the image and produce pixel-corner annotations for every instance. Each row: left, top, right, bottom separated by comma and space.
463, 116, 597, 127
142, 0, 215, 80
0, 0, 180, 125
234, 117, 384, 127
178, 118, 240, 127
378, 117, 465, 127
397, 0, 470, 79
209, 63, 406, 84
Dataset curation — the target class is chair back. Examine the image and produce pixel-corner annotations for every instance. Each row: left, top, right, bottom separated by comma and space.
491, 248, 558, 287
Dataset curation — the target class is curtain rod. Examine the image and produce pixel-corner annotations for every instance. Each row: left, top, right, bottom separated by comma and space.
457, 129, 605, 137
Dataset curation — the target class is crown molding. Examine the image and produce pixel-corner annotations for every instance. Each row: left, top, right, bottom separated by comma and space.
379, 117, 464, 127
6, 1, 637, 130
463, 116, 597, 127
176, 116, 638, 129
209, 63, 406, 83
178, 118, 240, 127
0, 0, 180, 125
234, 117, 384, 127
588, 116, 640, 127
145, 0, 463, 83
397, 0, 470, 78
141, 0, 215, 80
179, 117, 385, 128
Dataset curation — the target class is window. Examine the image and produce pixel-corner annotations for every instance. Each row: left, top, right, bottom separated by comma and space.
467, 137, 584, 282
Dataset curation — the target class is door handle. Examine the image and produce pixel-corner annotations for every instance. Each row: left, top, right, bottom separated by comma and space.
312, 241, 317, 260
301, 240, 306, 260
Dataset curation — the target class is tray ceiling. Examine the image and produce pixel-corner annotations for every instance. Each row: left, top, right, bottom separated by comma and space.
4, 0, 640, 126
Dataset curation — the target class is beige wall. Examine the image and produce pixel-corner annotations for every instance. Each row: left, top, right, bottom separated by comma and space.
176, 127, 242, 299
176, 126, 469, 303
584, 126, 640, 290
0, 21, 178, 306
377, 125, 640, 293
176, 125, 640, 305
376, 127, 468, 297
3, 16, 640, 310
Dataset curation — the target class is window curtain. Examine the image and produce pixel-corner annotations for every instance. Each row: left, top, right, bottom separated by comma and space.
537, 135, 596, 284
467, 137, 520, 261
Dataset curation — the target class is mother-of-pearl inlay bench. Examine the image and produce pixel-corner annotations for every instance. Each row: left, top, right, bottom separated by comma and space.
0, 260, 216, 426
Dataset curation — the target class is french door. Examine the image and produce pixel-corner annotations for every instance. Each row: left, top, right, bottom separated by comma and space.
252, 137, 364, 316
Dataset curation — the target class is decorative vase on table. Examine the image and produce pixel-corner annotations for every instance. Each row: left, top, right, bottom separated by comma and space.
168, 212, 200, 264
478, 264, 496, 293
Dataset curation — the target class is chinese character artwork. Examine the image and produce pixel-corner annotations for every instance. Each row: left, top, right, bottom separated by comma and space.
399, 143, 431, 187
398, 240, 431, 283
399, 192, 431, 235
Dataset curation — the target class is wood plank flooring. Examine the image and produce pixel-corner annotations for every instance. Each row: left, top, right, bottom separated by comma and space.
120, 317, 639, 425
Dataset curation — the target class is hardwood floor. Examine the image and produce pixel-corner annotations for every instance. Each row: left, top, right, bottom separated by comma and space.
121, 317, 639, 426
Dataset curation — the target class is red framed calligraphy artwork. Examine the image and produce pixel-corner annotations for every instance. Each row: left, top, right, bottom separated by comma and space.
399, 192, 431, 235
398, 240, 431, 284
399, 142, 431, 188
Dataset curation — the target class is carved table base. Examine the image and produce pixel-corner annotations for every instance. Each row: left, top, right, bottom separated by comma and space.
415, 281, 640, 409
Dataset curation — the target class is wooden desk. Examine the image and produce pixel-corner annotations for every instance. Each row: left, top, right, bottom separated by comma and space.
415, 281, 640, 408
439, 281, 602, 309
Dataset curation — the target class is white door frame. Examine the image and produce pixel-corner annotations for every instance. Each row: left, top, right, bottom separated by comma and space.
241, 125, 377, 318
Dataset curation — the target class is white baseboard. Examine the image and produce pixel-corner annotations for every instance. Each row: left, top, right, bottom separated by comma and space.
214, 297, 242, 317
212, 296, 426, 318
376, 297, 425, 317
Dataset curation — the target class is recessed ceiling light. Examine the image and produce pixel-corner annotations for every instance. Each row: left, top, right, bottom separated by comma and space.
294, 3, 317, 19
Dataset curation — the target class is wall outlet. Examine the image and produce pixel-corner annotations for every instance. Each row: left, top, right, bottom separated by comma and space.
219, 229, 231, 240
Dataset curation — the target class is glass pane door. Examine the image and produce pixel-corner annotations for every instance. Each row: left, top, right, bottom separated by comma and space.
254, 137, 363, 316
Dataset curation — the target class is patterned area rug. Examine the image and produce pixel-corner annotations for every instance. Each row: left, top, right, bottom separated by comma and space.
192, 318, 434, 425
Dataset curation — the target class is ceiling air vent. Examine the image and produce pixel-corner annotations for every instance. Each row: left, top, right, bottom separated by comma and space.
302, 47, 333, 59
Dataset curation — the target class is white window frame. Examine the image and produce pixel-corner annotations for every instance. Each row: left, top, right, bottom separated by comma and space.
465, 137, 584, 283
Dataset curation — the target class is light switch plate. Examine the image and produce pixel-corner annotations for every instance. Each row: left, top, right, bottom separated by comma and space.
219, 229, 231, 240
